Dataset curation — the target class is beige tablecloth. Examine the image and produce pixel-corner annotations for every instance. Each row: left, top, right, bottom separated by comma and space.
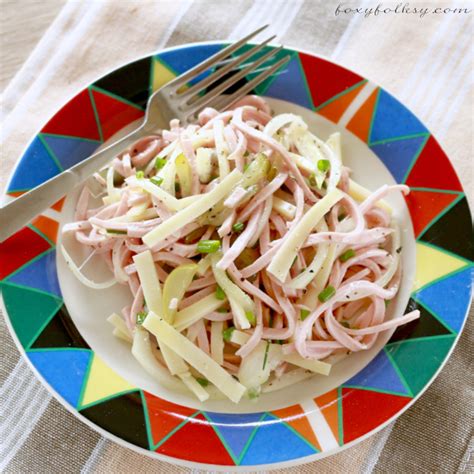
1, 1, 473, 472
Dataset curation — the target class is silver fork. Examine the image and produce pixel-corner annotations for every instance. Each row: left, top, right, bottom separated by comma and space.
0, 25, 289, 242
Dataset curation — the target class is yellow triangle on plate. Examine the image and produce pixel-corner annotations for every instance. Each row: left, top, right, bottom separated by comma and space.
152, 59, 177, 92
413, 242, 468, 291
80, 354, 136, 407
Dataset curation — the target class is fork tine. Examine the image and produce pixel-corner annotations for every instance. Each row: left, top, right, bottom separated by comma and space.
187, 55, 291, 120
182, 46, 284, 112
179, 35, 276, 99
166, 25, 269, 89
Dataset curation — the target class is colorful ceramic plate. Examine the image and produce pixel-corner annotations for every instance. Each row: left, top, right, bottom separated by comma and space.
1, 43, 473, 470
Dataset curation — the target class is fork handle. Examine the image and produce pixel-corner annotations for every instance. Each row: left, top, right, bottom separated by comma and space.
0, 125, 146, 242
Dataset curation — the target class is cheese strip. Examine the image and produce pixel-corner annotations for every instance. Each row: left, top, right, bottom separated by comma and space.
267, 188, 344, 282
143, 312, 246, 403
348, 179, 392, 214
273, 196, 296, 220
210, 321, 224, 365
174, 294, 224, 331
133, 250, 162, 314
282, 353, 331, 376
178, 372, 210, 402
143, 169, 242, 247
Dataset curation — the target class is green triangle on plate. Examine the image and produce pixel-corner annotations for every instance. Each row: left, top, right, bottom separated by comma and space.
1, 282, 62, 349
385, 335, 455, 396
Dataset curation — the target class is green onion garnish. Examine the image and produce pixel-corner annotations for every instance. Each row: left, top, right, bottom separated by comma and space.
385, 300, 390, 308
222, 327, 235, 342
232, 222, 245, 233
339, 249, 355, 262
196, 377, 209, 387
318, 285, 336, 303
243, 163, 250, 171
150, 176, 163, 186
154, 157, 166, 169
247, 388, 259, 399
136, 170, 145, 179
308, 173, 317, 187
217, 308, 228, 313
245, 311, 256, 326
215, 285, 226, 300
197, 240, 221, 253
262, 341, 270, 370
317, 159, 330, 172
136, 311, 147, 325
300, 309, 310, 320
106, 229, 127, 234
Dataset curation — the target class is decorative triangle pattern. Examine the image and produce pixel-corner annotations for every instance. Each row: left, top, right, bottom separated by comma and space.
419, 197, 473, 261
317, 81, 366, 123
314, 389, 341, 444
346, 88, 378, 142
342, 388, 410, 443
299, 52, 364, 108
1, 282, 62, 349
41, 89, 101, 140
343, 350, 410, 395
405, 136, 463, 191
157, 413, 234, 465
263, 55, 313, 109
389, 298, 453, 344
386, 335, 455, 396
0, 228, 51, 280
31, 304, 89, 349
271, 405, 321, 451
152, 58, 177, 92
7, 250, 61, 298
414, 242, 468, 291
405, 189, 461, 237
91, 88, 144, 141
143, 392, 196, 447
369, 89, 428, 143
31, 215, 59, 244
80, 391, 149, 449
28, 349, 91, 407
414, 267, 473, 333
370, 135, 428, 184
41, 134, 100, 170
204, 411, 264, 461
239, 414, 316, 465
94, 57, 152, 108
7, 137, 61, 191
80, 354, 136, 407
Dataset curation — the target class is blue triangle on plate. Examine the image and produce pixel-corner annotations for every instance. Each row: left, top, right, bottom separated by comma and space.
263, 56, 313, 110
42, 135, 100, 170
239, 414, 316, 465
28, 349, 92, 408
158, 44, 223, 85
370, 135, 427, 183
7, 137, 61, 192
343, 350, 409, 395
204, 411, 264, 461
370, 89, 428, 143
7, 250, 61, 298
414, 267, 473, 333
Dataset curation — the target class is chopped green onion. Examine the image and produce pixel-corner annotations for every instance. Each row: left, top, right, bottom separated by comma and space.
136, 311, 147, 325
106, 229, 127, 234
197, 240, 221, 253
150, 176, 163, 186
136, 170, 145, 179
308, 173, 317, 187
317, 159, 330, 172
267, 166, 278, 181
222, 327, 235, 342
318, 285, 336, 303
217, 307, 228, 313
196, 377, 209, 387
245, 311, 256, 326
322, 181, 328, 189
300, 309, 310, 320
262, 341, 270, 370
215, 285, 226, 300
339, 249, 355, 262
243, 163, 249, 171
385, 300, 390, 308
154, 157, 166, 169
232, 222, 245, 233
247, 387, 260, 399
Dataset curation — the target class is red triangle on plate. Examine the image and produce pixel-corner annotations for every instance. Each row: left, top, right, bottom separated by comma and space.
91, 89, 144, 141
143, 392, 197, 447
156, 412, 234, 465
342, 388, 410, 444
405, 136, 462, 191
299, 53, 364, 108
405, 189, 460, 237
41, 89, 101, 140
